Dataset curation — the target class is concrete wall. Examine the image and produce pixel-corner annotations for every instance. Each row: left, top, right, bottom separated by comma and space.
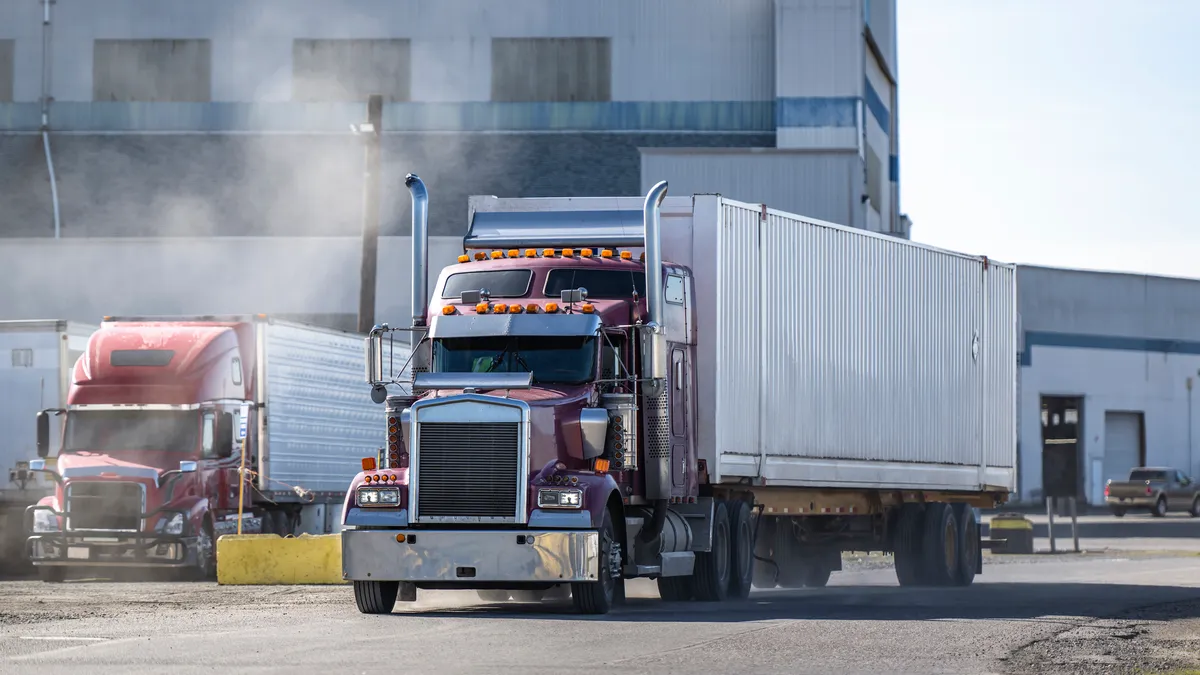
1016, 265, 1200, 503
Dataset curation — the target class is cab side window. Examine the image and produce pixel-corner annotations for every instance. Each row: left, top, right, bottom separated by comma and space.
201, 412, 215, 457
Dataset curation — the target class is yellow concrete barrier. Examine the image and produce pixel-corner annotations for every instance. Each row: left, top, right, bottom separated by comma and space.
216, 533, 346, 585
988, 513, 1035, 554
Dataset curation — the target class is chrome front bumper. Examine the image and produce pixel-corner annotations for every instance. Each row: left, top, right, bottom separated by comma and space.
341, 529, 600, 583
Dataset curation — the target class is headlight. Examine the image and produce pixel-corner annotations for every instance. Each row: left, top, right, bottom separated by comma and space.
158, 513, 185, 536
537, 488, 583, 509
32, 509, 59, 533
357, 487, 401, 508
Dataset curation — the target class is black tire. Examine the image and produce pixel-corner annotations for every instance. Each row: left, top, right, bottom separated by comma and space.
692, 500, 732, 601
195, 520, 217, 581
1111, 508, 1126, 518
751, 515, 777, 588
952, 504, 979, 587
571, 507, 622, 615
656, 575, 694, 601
920, 503, 959, 587
772, 518, 807, 588
38, 566, 67, 583
354, 580, 399, 614
476, 590, 511, 603
1190, 498, 1200, 518
727, 500, 754, 600
272, 511, 291, 536
1152, 496, 1168, 518
892, 503, 924, 587
801, 558, 832, 588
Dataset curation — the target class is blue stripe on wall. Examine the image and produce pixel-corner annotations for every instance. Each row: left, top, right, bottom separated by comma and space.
1020, 330, 1200, 367
775, 96, 858, 128
862, 79, 890, 131
0, 101, 776, 133
889, 154, 899, 183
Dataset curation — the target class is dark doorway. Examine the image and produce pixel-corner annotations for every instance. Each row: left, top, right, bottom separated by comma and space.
1041, 395, 1084, 501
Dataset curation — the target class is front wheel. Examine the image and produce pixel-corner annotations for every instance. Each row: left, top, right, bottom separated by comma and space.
571, 508, 622, 615
354, 580, 399, 614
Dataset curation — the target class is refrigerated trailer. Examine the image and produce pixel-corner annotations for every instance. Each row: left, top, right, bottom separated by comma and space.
25, 315, 409, 580
342, 176, 1017, 614
0, 320, 98, 572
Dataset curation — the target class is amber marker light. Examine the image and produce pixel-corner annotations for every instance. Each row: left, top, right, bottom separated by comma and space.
581, 248, 593, 258
543, 248, 556, 257
544, 302, 559, 313
493, 303, 509, 313
601, 250, 614, 258
509, 304, 524, 314
562, 248, 575, 258
475, 302, 489, 313
594, 458, 610, 473
621, 251, 633, 260
361, 457, 377, 471
490, 251, 503, 259
442, 306, 456, 315
474, 252, 487, 261
525, 249, 537, 258
526, 304, 540, 313
581, 303, 595, 314
458, 255, 470, 263
507, 249, 519, 258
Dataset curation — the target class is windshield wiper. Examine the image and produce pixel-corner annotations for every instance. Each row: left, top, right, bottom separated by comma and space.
485, 344, 512, 373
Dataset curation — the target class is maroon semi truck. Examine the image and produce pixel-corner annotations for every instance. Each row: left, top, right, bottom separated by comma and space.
341, 175, 1018, 615
25, 316, 387, 580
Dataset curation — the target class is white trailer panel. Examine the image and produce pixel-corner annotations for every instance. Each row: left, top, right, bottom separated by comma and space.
0, 320, 97, 492
694, 197, 1016, 491
259, 320, 410, 496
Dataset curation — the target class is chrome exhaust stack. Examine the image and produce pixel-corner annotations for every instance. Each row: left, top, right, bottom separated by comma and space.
406, 173, 429, 328
640, 181, 671, 504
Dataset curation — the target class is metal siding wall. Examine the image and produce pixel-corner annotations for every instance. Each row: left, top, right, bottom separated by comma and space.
92, 39, 212, 102
985, 263, 1018, 470
291, 39, 411, 102
0, 328, 67, 472
706, 201, 1016, 481
865, 0, 896, 77
774, 0, 862, 150
641, 150, 863, 230
714, 201, 761, 466
0, 40, 12, 102
491, 38, 610, 102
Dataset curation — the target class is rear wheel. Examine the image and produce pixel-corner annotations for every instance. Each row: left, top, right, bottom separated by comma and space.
1152, 496, 1168, 518
751, 516, 777, 588
892, 504, 924, 587
727, 500, 754, 600
354, 580, 399, 614
952, 504, 979, 587
571, 508, 622, 615
656, 575, 694, 601
920, 503, 959, 586
801, 557, 832, 588
692, 500, 732, 601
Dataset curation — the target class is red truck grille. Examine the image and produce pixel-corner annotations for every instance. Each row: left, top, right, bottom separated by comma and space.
66, 481, 145, 532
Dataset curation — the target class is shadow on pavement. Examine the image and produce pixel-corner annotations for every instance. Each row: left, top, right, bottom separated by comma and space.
395, 582, 1200, 623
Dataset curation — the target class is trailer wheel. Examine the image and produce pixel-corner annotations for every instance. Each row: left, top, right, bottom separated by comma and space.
692, 499, 732, 601
752, 515, 777, 588
892, 503, 924, 586
727, 500, 754, 600
920, 503, 959, 586
657, 575, 694, 601
354, 580, 399, 614
802, 557, 832, 588
571, 507, 622, 615
952, 504, 978, 586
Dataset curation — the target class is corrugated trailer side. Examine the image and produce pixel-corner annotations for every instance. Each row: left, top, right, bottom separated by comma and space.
690, 197, 1017, 492
258, 320, 409, 499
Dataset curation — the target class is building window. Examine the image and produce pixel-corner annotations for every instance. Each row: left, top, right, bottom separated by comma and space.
491, 38, 611, 102
292, 39, 411, 102
93, 39, 212, 102
0, 40, 13, 103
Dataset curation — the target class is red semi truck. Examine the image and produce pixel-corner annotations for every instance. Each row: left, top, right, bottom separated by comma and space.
341, 175, 1017, 614
25, 316, 395, 580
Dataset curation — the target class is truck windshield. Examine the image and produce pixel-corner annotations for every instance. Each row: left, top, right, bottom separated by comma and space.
63, 410, 199, 453
433, 336, 596, 385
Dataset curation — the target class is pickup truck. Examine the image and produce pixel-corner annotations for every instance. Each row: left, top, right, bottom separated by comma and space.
1105, 467, 1200, 518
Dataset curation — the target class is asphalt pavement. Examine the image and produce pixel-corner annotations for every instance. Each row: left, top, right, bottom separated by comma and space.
2, 551, 1200, 675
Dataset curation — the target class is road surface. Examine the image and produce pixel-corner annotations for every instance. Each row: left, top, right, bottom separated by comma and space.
3, 551, 1200, 675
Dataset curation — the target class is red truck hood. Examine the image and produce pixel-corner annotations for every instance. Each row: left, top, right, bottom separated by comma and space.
56, 451, 182, 484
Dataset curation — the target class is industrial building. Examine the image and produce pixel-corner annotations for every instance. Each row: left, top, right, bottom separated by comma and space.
1017, 265, 1200, 506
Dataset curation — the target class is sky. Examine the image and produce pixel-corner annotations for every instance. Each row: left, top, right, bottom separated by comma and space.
897, 1, 1200, 278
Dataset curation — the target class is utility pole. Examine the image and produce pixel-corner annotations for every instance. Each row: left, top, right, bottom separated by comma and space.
356, 94, 383, 334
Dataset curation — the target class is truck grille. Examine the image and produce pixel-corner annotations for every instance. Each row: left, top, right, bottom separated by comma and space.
66, 481, 144, 532
414, 422, 521, 521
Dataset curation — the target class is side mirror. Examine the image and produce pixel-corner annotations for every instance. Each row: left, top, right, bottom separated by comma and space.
35, 411, 50, 458
215, 413, 235, 459
179, 460, 198, 473
29, 459, 46, 472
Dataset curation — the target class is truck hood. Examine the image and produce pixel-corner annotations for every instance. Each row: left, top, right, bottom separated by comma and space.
418, 385, 594, 469
55, 451, 184, 485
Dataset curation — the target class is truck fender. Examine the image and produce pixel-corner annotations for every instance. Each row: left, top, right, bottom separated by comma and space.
167, 496, 210, 535
576, 473, 623, 531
